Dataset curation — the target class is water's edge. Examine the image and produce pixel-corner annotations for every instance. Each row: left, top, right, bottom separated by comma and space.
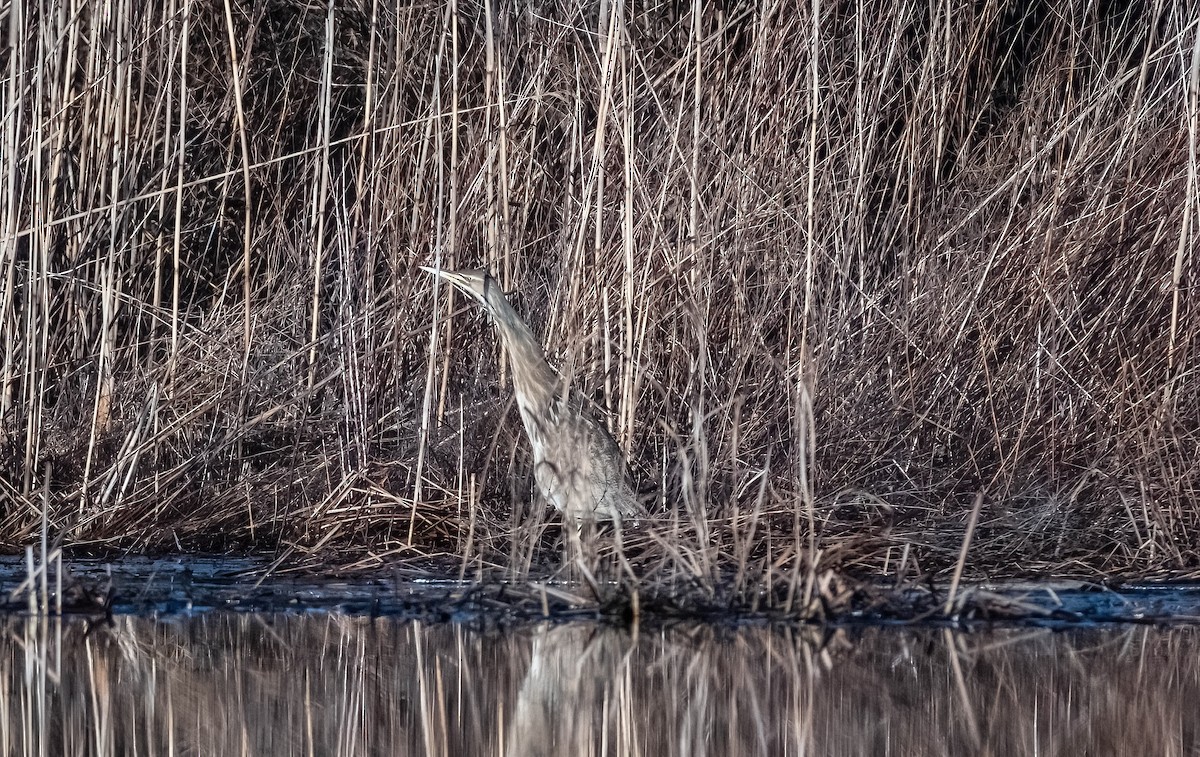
2, 555, 1198, 627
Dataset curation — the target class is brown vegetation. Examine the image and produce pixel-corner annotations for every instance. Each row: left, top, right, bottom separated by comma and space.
1, 2, 1198, 587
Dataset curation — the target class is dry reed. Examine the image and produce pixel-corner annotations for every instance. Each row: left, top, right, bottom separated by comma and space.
1, 1, 1198, 597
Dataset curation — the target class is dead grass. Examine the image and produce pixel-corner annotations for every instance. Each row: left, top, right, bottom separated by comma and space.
1, 2, 1198, 593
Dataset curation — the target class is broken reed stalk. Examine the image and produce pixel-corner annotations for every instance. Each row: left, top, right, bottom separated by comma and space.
944, 493, 985, 616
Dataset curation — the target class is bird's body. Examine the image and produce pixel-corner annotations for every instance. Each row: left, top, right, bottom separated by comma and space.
422, 267, 640, 524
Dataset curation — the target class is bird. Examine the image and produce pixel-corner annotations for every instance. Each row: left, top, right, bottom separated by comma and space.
421, 266, 641, 525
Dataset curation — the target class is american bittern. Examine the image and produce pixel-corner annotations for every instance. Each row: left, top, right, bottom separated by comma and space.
421, 267, 641, 524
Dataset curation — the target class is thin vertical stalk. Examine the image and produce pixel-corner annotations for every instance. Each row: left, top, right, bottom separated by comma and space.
220, 0, 254, 357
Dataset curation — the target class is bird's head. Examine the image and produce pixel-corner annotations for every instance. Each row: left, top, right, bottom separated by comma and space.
421, 265, 542, 348
420, 266, 508, 314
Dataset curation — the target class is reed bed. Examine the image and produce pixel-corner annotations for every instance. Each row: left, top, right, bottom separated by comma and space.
1, 1, 1198, 591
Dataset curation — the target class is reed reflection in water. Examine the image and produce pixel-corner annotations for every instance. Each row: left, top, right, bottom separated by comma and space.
2, 614, 1197, 755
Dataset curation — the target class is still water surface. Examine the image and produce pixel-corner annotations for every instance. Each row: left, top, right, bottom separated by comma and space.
2, 558, 1199, 755
4, 612, 1199, 755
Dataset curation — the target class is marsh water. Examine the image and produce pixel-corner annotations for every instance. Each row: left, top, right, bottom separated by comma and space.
2, 558, 1199, 755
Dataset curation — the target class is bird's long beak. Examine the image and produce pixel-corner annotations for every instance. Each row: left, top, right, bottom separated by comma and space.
420, 265, 457, 286
420, 266, 473, 297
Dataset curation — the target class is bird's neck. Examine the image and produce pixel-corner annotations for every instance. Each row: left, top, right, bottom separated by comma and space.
501, 320, 561, 406
485, 291, 563, 409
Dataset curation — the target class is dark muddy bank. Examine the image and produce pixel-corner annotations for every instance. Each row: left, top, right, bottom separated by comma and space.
3, 556, 1198, 628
